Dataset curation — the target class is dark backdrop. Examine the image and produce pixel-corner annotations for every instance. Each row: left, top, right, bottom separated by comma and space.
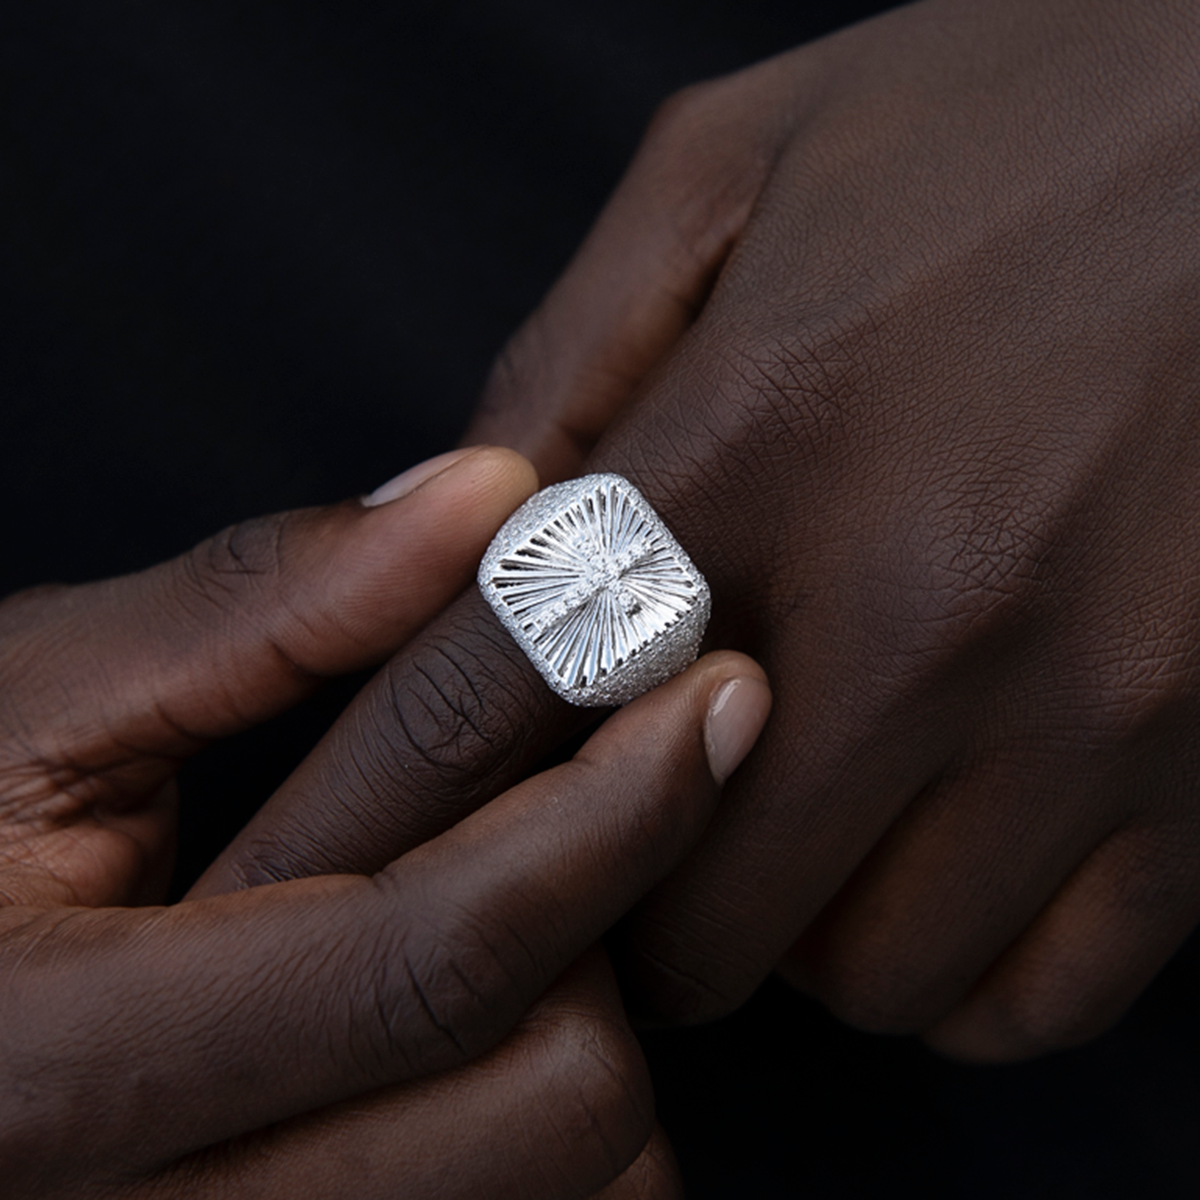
3, 2, 1198, 1195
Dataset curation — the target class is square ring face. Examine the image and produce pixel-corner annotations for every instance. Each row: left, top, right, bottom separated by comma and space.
478, 474, 711, 706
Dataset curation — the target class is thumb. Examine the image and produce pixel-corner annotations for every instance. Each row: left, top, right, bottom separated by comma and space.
0, 446, 537, 774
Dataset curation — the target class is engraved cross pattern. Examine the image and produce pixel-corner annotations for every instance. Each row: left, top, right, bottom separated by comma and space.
490, 483, 697, 687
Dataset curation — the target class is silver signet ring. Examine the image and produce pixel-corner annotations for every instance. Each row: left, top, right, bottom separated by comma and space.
478, 473, 711, 706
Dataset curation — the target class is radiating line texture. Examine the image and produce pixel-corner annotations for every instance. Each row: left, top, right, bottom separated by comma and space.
480, 475, 709, 704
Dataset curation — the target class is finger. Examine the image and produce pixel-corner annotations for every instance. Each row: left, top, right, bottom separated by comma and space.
0, 446, 535, 792
777, 750, 1118, 1035
145, 950, 662, 1200
463, 71, 779, 483
588, 1124, 683, 1200
4, 655, 768, 1181
188, 587, 578, 894
0, 779, 179, 909
924, 818, 1200, 1063
609, 591, 967, 1025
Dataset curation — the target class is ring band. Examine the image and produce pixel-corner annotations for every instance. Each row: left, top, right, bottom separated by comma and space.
478, 473, 711, 706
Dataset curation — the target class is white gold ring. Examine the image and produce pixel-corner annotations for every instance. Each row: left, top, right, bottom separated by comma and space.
478, 473, 711, 706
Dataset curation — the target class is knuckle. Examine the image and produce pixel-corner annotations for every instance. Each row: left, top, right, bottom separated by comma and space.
375, 617, 535, 813
644, 72, 766, 154
603, 1131, 684, 1200
645, 79, 725, 143
620, 923, 761, 1026
824, 470, 1058, 682
910, 494, 1049, 635
639, 77, 772, 252
711, 313, 880, 464
530, 1003, 655, 1185
1104, 826, 1200, 921
625, 322, 868, 556
202, 515, 287, 579
814, 952, 942, 1036
224, 817, 341, 888
174, 513, 295, 614
979, 978, 1108, 1060
618, 319, 868, 533
362, 896, 527, 1078
852, 526, 1042, 687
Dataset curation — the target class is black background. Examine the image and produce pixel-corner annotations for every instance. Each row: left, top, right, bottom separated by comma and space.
4, 2, 1199, 1195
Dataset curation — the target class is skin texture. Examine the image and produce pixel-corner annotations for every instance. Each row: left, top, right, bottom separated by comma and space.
203, 0, 1200, 1064
0, 445, 770, 1198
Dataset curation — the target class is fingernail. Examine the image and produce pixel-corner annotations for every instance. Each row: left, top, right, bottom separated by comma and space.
705, 676, 772, 785
362, 447, 482, 507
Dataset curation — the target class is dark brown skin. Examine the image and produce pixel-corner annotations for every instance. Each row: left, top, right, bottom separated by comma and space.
204, 0, 1200, 1064
0, 445, 771, 1198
